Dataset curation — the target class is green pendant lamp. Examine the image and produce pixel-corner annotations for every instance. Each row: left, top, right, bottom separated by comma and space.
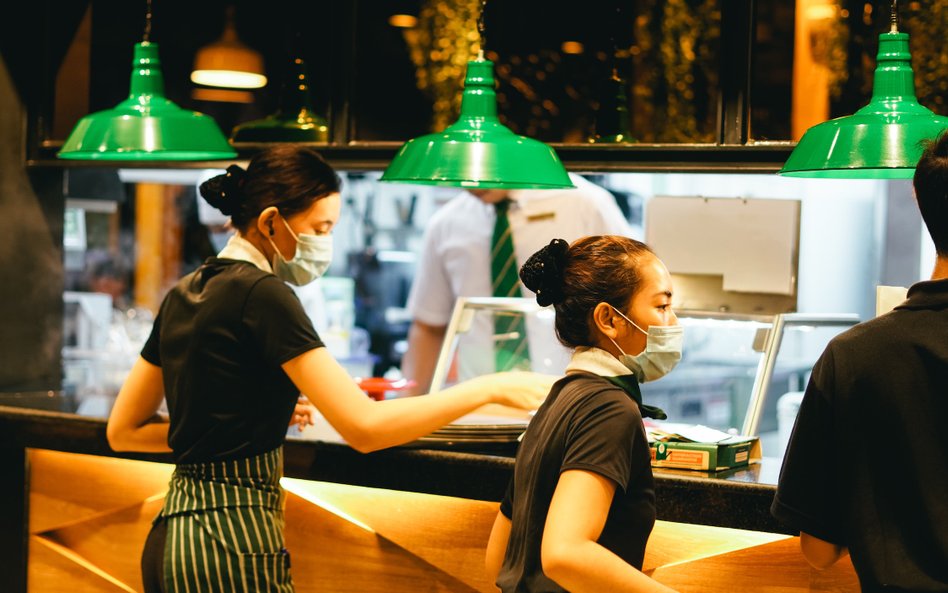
380, 1, 573, 189
231, 54, 329, 144
58, 1, 236, 161
779, 1, 948, 178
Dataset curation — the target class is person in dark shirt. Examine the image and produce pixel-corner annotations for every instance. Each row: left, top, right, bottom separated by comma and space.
486, 236, 682, 593
106, 145, 553, 593
771, 132, 948, 592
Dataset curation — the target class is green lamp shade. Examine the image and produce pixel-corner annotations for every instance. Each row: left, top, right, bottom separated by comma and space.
381, 58, 574, 189
58, 43, 237, 161
231, 57, 329, 143
780, 31, 948, 178
230, 110, 329, 143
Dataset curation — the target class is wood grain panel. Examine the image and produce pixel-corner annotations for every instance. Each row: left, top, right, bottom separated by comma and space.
283, 489, 479, 593
25, 450, 859, 593
282, 477, 499, 592
651, 536, 859, 592
29, 449, 172, 534
29, 535, 133, 593
643, 519, 790, 572
40, 497, 164, 592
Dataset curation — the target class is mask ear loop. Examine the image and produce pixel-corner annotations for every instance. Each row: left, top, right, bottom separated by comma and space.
606, 334, 628, 358
611, 305, 648, 336
279, 216, 301, 242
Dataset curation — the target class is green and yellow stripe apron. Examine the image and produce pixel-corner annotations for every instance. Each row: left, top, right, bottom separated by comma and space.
158, 447, 293, 592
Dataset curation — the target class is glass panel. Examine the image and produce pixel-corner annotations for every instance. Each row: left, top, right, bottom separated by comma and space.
432, 298, 571, 390
433, 299, 773, 434
639, 313, 773, 433
353, 0, 721, 143
757, 315, 858, 461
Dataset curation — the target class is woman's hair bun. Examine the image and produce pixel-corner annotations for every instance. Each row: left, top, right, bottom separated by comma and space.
519, 238, 569, 306
199, 165, 246, 216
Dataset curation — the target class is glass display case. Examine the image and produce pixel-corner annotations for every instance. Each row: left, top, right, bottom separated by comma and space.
431, 297, 858, 460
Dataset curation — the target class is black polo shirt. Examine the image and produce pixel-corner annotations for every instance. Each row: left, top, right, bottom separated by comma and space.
497, 373, 655, 593
141, 258, 323, 464
772, 279, 948, 592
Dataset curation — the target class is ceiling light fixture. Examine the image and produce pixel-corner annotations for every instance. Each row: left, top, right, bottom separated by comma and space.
380, 0, 573, 189
58, 0, 236, 161
190, 5, 267, 90
230, 51, 329, 144
779, 0, 948, 178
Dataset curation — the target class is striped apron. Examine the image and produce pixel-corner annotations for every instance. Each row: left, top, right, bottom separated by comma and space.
156, 447, 293, 592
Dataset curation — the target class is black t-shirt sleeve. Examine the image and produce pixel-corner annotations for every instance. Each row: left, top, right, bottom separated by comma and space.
140, 310, 162, 366
771, 348, 844, 545
243, 276, 324, 367
500, 476, 514, 519
561, 390, 643, 492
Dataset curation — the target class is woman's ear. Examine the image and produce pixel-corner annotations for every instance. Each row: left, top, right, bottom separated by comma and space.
256, 206, 279, 238
592, 302, 620, 339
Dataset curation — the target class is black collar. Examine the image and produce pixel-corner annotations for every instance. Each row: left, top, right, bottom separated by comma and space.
896, 278, 948, 311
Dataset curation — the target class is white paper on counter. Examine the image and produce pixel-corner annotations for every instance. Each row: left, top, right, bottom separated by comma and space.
647, 422, 734, 443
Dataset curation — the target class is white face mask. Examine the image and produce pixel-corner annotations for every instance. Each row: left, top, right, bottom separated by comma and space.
267, 217, 333, 286
606, 306, 683, 383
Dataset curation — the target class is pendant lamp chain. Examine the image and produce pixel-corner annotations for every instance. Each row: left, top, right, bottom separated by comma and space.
477, 0, 487, 58
143, 0, 152, 43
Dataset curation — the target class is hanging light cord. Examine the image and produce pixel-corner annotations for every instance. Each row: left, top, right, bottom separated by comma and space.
610, 3, 621, 79
143, 0, 153, 42
890, 0, 899, 33
477, 0, 487, 59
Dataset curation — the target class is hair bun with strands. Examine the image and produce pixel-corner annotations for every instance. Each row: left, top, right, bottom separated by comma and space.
519, 238, 569, 306
199, 164, 247, 216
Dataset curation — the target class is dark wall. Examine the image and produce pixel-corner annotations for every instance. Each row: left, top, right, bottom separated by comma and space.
0, 54, 64, 390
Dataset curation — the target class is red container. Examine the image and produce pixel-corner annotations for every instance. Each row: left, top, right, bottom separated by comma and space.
356, 377, 417, 401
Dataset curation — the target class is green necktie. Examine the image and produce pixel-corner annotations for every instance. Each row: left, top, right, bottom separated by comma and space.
491, 199, 531, 372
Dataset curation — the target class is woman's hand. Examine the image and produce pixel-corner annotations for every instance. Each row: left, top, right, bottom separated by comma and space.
469, 371, 557, 411
290, 397, 317, 432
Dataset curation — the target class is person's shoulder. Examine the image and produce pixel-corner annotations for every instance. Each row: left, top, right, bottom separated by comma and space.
828, 313, 899, 347
815, 314, 908, 370
426, 191, 486, 228
559, 374, 640, 413
565, 174, 615, 201
516, 174, 608, 202
200, 260, 295, 305
202, 258, 273, 285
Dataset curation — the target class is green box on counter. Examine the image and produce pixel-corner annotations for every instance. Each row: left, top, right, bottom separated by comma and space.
649, 436, 761, 471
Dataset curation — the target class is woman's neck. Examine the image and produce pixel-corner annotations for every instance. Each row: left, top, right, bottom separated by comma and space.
932, 256, 948, 281
239, 229, 273, 263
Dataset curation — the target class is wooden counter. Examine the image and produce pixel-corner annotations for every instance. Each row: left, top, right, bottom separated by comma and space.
0, 405, 859, 593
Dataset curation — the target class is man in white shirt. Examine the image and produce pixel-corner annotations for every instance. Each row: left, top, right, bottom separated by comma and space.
402, 173, 636, 394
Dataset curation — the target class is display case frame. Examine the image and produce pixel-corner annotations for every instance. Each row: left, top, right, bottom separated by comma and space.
431, 297, 859, 440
